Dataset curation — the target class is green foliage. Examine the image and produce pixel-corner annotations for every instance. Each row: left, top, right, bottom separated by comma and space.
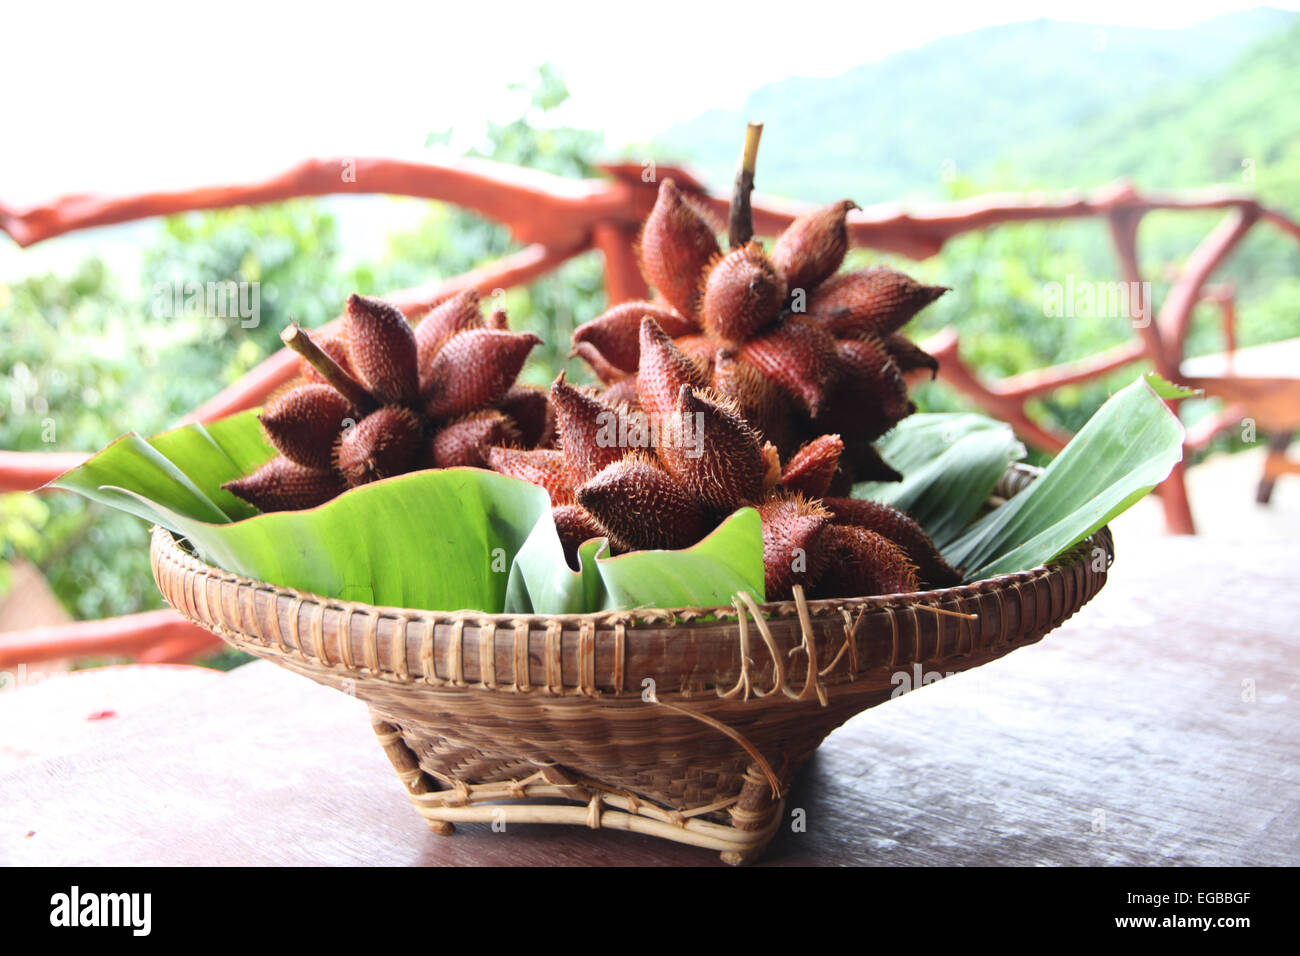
509, 507, 765, 613
857, 376, 1187, 579
142, 200, 352, 386
1, 203, 361, 628
1003, 18, 1300, 415
53, 411, 766, 614
1007, 21, 1300, 208
1, 259, 168, 620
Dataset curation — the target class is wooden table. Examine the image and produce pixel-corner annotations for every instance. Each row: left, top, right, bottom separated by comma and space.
2, 532, 1297, 866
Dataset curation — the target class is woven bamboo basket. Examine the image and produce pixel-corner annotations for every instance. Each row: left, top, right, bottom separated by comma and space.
149, 464, 1112, 863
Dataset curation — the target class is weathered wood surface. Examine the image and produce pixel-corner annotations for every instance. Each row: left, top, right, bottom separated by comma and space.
1, 533, 1296, 866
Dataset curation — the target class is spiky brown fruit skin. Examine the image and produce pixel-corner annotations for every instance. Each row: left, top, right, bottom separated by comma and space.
259, 384, 358, 471
494, 385, 554, 449
758, 496, 830, 602
883, 332, 940, 379
636, 318, 711, 428
344, 294, 420, 406
813, 525, 918, 598
712, 350, 789, 449
701, 242, 786, 345
415, 289, 482, 388
576, 455, 710, 552
659, 386, 766, 514
817, 336, 914, 443
422, 329, 541, 420
770, 200, 858, 295
572, 302, 695, 378
571, 342, 628, 385
487, 447, 576, 506
822, 497, 962, 588
780, 434, 844, 499
430, 410, 520, 469
298, 331, 356, 386
551, 376, 626, 484
552, 504, 604, 570
223, 457, 347, 513
672, 333, 721, 371
568, 169, 954, 490
335, 405, 422, 487
638, 178, 720, 321
739, 315, 840, 416
599, 376, 641, 410
807, 268, 949, 339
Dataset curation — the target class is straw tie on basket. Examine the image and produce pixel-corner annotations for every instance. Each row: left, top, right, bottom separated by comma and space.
785, 586, 828, 705
718, 592, 781, 700
729, 587, 829, 705
826, 608, 864, 677
648, 583, 846, 801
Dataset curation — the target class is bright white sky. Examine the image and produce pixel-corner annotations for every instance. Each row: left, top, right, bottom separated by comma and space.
3, 0, 1296, 207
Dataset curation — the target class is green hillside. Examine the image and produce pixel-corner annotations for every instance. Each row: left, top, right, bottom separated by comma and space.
652, 8, 1298, 205
997, 17, 1300, 313
1004, 19, 1300, 207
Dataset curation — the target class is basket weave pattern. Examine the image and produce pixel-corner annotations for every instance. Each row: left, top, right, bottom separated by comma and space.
150, 468, 1113, 862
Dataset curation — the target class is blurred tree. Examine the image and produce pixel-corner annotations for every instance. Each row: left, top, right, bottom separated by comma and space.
403, 63, 608, 384
1, 260, 167, 621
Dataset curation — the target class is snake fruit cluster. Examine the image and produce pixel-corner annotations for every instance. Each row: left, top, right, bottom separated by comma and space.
572, 179, 947, 486
488, 316, 959, 599
224, 292, 546, 512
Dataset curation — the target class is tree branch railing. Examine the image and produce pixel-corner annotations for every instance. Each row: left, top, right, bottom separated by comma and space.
3, 155, 1299, 664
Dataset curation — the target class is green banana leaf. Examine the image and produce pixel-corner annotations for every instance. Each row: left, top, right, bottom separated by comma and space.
853, 374, 1190, 580
942, 373, 1192, 579
506, 507, 766, 613
48, 411, 767, 613
854, 413, 1024, 550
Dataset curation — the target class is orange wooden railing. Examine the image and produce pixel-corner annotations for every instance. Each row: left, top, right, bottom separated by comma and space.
4, 155, 1299, 665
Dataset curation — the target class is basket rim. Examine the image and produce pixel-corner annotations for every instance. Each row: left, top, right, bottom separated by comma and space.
149, 462, 1112, 628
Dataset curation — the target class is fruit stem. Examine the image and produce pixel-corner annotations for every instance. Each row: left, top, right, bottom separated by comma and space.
728, 122, 763, 249
280, 323, 377, 413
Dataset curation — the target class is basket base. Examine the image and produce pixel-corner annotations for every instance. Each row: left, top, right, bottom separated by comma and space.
372, 718, 788, 864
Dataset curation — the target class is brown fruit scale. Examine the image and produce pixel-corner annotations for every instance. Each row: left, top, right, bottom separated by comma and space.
224, 291, 545, 513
